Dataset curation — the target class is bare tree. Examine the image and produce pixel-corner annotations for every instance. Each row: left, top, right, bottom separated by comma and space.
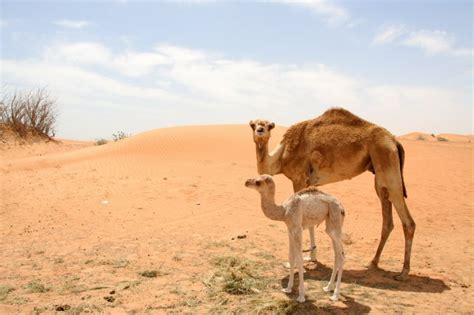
0, 87, 57, 139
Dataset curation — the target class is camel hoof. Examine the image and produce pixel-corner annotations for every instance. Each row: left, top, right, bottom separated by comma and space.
330, 294, 339, 301
323, 285, 334, 292
297, 296, 305, 303
282, 288, 292, 293
394, 272, 409, 281
368, 260, 379, 269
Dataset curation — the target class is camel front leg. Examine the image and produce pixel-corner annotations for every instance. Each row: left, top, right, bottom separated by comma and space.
282, 228, 295, 293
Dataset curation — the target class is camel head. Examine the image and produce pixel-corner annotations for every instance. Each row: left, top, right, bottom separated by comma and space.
245, 174, 275, 193
249, 119, 275, 144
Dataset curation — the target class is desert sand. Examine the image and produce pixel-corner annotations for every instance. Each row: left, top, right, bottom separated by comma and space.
0, 125, 473, 314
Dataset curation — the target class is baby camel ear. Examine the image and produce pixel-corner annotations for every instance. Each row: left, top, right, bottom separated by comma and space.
268, 122, 275, 130
249, 120, 256, 130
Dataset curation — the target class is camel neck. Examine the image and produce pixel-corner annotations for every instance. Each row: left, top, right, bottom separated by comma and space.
259, 190, 285, 221
255, 141, 283, 175
256, 141, 270, 174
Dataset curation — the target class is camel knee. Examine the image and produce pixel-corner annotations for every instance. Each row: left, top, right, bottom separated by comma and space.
403, 219, 416, 238
384, 220, 394, 233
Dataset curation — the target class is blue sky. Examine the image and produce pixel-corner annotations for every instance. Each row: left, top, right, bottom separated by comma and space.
1, 0, 472, 139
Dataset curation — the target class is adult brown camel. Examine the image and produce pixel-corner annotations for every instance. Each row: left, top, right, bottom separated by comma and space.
249, 108, 415, 280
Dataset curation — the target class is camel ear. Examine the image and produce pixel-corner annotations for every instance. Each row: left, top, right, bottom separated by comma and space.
249, 120, 256, 130
268, 122, 275, 130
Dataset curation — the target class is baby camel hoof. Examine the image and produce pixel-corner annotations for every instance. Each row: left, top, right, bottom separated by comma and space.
330, 294, 339, 302
323, 285, 335, 292
297, 296, 306, 303
282, 288, 292, 294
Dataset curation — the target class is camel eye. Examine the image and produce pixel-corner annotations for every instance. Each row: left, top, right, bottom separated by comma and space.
256, 181, 261, 186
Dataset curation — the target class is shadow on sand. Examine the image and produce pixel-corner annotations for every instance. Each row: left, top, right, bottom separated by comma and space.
282, 262, 450, 294
276, 263, 450, 314
276, 294, 371, 314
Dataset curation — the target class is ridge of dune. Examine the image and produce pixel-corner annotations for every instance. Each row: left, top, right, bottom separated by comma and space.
1, 124, 287, 171
399, 132, 473, 143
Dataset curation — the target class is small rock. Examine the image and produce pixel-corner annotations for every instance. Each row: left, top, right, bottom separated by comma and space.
109, 290, 116, 294
237, 234, 247, 239
101, 200, 109, 205
104, 296, 115, 303
163, 177, 167, 180
55, 305, 71, 312
196, 202, 201, 206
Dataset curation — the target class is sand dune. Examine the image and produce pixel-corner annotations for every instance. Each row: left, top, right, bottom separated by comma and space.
399, 132, 473, 143
1, 125, 472, 313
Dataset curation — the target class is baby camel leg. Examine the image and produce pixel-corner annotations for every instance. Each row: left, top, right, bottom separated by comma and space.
293, 228, 306, 303
324, 219, 345, 301
282, 228, 295, 293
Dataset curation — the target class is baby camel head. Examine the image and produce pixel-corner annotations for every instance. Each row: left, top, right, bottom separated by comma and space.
249, 119, 275, 144
245, 174, 275, 193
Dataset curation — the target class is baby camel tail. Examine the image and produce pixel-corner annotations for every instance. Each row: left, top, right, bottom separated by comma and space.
245, 174, 345, 303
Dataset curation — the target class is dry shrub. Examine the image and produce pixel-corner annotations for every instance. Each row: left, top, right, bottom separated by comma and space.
0, 87, 57, 139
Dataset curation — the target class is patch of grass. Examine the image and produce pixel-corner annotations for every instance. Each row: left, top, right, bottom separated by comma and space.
53, 257, 64, 264
58, 277, 87, 294
206, 255, 270, 295
117, 280, 141, 290
138, 269, 167, 278
248, 298, 300, 314
95, 138, 108, 146
9, 296, 30, 305
0, 285, 15, 301
204, 240, 230, 249
172, 254, 183, 262
98, 258, 129, 268
25, 280, 49, 293
112, 131, 131, 142
436, 136, 448, 142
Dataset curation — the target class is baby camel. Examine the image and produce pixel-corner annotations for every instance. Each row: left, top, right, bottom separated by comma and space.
245, 175, 345, 302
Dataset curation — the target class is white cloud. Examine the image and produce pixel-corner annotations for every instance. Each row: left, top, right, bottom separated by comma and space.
373, 25, 472, 57
373, 24, 407, 45
402, 30, 473, 57
44, 42, 170, 77
278, 0, 351, 27
55, 19, 90, 29
1, 42, 471, 138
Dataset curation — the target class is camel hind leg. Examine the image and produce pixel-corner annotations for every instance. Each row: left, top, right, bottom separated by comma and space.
370, 184, 394, 268
370, 143, 416, 281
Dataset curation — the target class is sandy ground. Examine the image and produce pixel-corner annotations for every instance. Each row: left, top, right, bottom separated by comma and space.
0, 125, 472, 314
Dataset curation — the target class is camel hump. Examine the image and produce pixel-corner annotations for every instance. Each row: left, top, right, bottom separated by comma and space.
282, 108, 372, 152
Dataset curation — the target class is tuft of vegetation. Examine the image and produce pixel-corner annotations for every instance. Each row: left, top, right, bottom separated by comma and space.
248, 298, 301, 314
0, 285, 15, 301
112, 131, 131, 142
437, 136, 448, 142
0, 87, 57, 139
25, 280, 49, 293
416, 135, 425, 141
95, 138, 108, 146
138, 270, 167, 278
206, 255, 270, 295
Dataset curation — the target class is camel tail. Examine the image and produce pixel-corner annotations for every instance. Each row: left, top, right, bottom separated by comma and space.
396, 141, 408, 198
